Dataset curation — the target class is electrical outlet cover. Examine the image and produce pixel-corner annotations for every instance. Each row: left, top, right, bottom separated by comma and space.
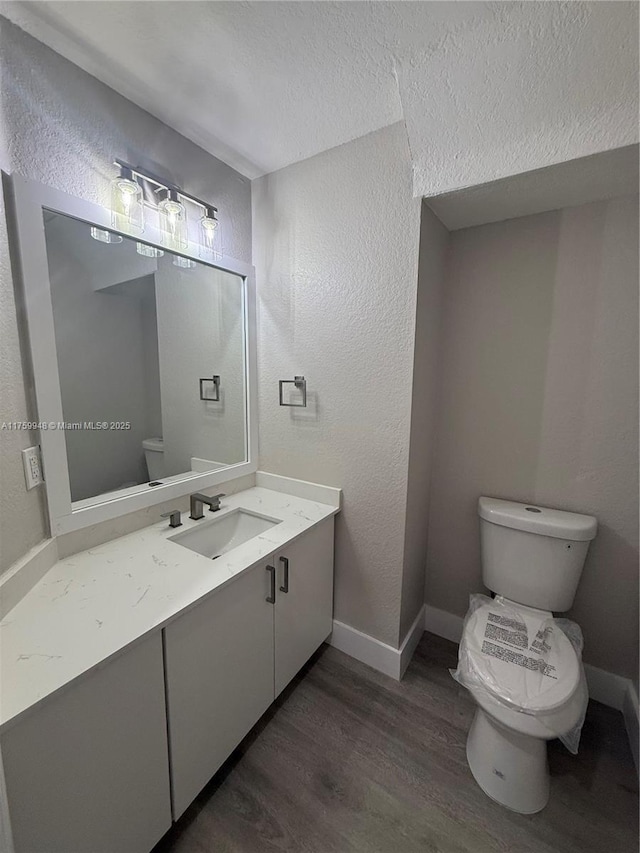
22, 445, 44, 490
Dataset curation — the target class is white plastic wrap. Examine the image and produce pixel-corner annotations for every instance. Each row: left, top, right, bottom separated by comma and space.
451, 595, 588, 754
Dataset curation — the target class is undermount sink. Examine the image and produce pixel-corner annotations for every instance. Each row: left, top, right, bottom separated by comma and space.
169, 509, 281, 559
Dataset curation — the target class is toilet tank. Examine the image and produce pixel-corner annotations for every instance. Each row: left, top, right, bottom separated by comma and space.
478, 497, 597, 612
142, 437, 165, 481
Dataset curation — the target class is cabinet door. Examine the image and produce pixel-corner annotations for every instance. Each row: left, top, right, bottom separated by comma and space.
275, 517, 334, 696
164, 562, 275, 819
1, 632, 171, 853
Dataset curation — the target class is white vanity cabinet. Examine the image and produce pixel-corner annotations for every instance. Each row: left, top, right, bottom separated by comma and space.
1, 632, 172, 853
163, 561, 276, 819
274, 517, 335, 696
164, 516, 335, 819
0, 504, 336, 851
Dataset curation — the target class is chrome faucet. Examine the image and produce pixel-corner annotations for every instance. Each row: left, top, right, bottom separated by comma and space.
189, 492, 225, 520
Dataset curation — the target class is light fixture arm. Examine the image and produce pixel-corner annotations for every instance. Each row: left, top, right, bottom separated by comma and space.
114, 159, 218, 218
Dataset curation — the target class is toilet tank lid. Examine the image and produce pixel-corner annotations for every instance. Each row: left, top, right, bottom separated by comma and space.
478, 497, 597, 541
142, 437, 164, 452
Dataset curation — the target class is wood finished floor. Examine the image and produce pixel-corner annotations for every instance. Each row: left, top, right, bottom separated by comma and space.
154, 633, 638, 853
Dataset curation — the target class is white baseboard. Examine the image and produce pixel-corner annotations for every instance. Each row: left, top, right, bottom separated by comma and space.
423, 602, 639, 773
328, 605, 425, 682
329, 620, 401, 679
582, 663, 630, 711
400, 605, 427, 678
424, 604, 464, 644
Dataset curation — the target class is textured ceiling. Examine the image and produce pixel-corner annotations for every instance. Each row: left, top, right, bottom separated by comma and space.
1, 0, 491, 178
400, 2, 640, 197
2, 1, 638, 195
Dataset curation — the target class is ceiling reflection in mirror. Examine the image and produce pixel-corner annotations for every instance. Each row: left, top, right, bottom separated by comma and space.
42, 211, 247, 505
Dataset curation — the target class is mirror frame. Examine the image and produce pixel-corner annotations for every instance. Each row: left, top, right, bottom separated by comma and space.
9, 173, 258, 535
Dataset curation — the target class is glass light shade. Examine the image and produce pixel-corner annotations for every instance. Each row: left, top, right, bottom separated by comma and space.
199, 208, 221, 258
110, 169, 143, 234
90, 227, 123, 244
136, 242, 164, 258
158, 189, 188, 250
172, 255, 196, 269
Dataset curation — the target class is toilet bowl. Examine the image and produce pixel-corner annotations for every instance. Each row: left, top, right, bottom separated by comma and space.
456, 497, 597, 814
460, 596, 586, 813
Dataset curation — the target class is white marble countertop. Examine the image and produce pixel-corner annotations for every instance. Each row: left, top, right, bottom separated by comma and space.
0, 486, 339, 733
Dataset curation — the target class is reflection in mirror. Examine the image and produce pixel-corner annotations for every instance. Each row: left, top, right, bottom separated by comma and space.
42, 211, 247, 505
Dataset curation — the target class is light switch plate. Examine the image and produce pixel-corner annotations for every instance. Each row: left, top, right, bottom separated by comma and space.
22, 445, 44, 489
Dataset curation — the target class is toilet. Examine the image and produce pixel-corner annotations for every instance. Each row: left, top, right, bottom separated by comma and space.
142, 437, 165, 481
459, 496, 597, 814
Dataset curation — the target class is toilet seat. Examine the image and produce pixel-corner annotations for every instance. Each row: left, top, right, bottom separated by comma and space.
473, 676, 587, 739
462, 597, 581, 715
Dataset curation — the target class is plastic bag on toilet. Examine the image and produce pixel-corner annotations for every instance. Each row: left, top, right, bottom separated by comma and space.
451, 595, 588, 754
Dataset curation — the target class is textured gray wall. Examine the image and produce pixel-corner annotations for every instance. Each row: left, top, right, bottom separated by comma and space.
0, 18, 251, 573
45, 217, 152, 500
253, 123, 422, 647
155, 264, 245, 472
426, 196, 639, 680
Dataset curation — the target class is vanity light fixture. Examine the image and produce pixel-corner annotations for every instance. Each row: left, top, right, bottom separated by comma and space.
106, 160, 223, 257
90, 227, 123, 244
173, 256, 197, 269
158, 188, 188, 250
110, 164, 144, 234
199, 206, 221, 259
136, 242, 164, 258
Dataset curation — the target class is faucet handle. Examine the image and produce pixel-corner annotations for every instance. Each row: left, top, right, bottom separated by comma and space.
161, 509, 182, 528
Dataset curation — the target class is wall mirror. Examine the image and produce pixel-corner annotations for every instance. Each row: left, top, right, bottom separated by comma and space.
10, 175, 257, 534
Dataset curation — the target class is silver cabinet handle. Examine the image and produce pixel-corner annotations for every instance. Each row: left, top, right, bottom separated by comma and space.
279, 556, 289, 593
266, 565, 276, 604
